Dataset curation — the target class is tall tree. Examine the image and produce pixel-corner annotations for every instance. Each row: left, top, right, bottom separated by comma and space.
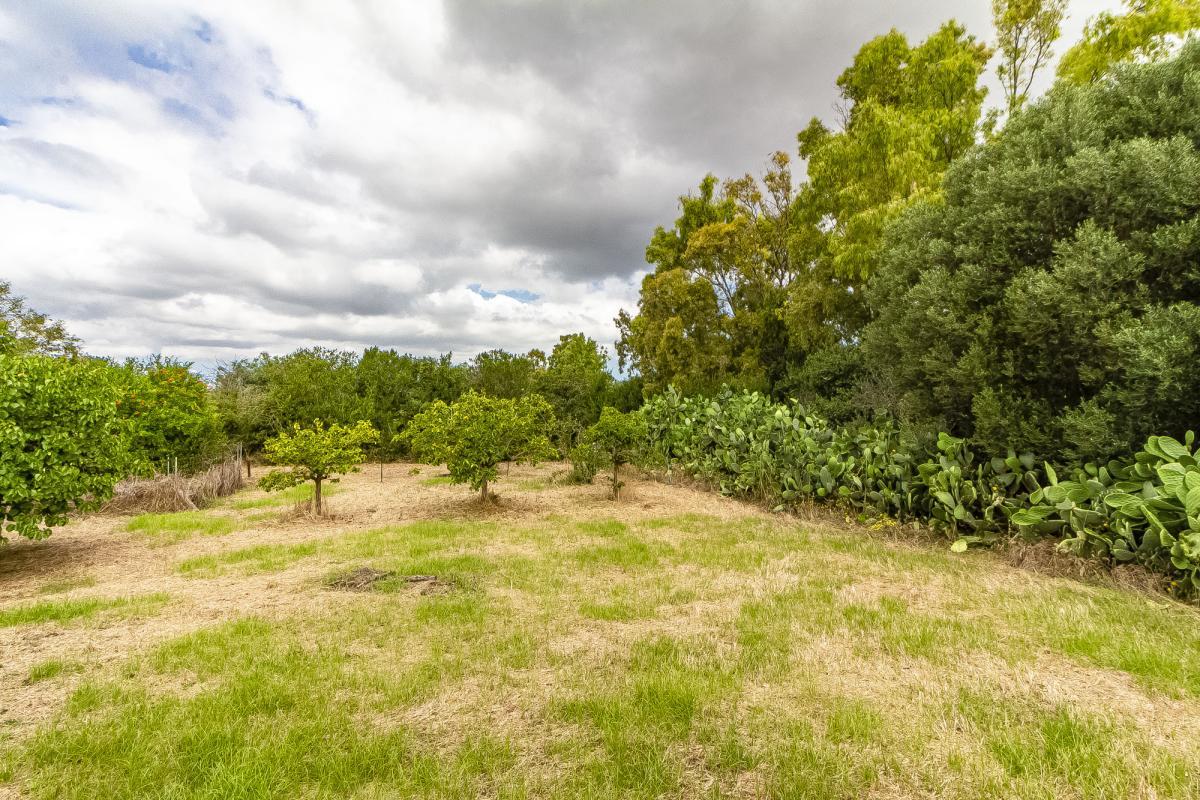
864, 42, 1200, 461
0, 281, 80, 358
992, 0, 1067, 113
540, 333, 612, 443
356, 348, 467, 460
1057, 0, 1200, 83
795, 21, 993, 289
616, 155, 800, 396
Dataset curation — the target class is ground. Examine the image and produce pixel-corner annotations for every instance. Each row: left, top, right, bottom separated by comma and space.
1, 462, 1199, 799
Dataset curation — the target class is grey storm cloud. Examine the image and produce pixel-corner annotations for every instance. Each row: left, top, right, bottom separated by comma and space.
0, 0, 1119, 364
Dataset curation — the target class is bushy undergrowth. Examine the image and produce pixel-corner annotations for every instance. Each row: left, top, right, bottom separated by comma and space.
641, 388, 1200, 596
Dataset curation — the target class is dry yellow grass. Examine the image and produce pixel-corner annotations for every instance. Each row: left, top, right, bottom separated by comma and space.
0, 462, 1197, 799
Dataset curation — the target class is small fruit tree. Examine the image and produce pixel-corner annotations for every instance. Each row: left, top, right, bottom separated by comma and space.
0, 355, 132, 539
580, 407, 647, 500
404, 391, 556, 501
258, 420, 378, 515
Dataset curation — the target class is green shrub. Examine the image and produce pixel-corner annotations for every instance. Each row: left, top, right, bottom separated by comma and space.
579, 408, 648, 500
641, 387, 1200, 595
0, 355, 133, 540
259, 420, 378, 515
403, 392, 557, 501
566, 443, 601, 485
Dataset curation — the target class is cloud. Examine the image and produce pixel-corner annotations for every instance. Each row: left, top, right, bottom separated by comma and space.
0, 0, 1123, 367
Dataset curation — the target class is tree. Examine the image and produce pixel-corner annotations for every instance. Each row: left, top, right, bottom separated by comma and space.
258, 420, 378, 515
616, 266, 734, 396
212, 361, 270, 473
0, 281, 80, 358
616, 157, 799, 396
993, 0, 1067, 113
355, 348, 468, 461
403, 392, 556, 501
579, 408, 648, 500
1057, 0, 1200, 84
471, 349, 543, 399
539, 333, 612, 444
258, 349, 368, 431
864, 42, 1200, 461
0, 355, 132, 539
118, 357, 224, 474
795, 21, 992, 289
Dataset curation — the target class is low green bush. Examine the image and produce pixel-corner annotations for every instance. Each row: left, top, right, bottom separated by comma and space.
641, 388, 1200, 596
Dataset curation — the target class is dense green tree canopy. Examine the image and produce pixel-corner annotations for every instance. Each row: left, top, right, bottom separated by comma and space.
356, 348, 468, 458
795, 21, 992, 287
617, 22, 993, 401
470, 348, 544, 399
0, 356, 132, 539
119, 357, 225, 474
864, 43, 1200, 461
540, 334, 613, 442
1057, 0, 1199, 84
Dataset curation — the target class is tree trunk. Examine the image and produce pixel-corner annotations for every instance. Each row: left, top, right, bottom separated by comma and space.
480, 479, 489, 503
314, 478, 323, 516
613, 462, 620, 501
246, 457, 252, 478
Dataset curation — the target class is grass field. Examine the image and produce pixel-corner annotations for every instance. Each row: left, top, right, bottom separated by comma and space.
1, 463, 1198, 799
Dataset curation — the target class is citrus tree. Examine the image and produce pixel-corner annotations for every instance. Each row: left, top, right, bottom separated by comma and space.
580, 407, 648, 500
119, 357, 225, 474
258, 420, 378, 515
0, 355, 132, 539
404, 391, 556, 501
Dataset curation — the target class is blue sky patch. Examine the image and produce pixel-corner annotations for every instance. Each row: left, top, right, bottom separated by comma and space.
192, 18, 215, 44
127, 43, 179, 73
468, 284, 540, 303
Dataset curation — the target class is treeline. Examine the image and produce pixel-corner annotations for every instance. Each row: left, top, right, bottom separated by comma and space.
211, 334, 641, 459
615, 2, 1200, 465
0, 288, 637, 538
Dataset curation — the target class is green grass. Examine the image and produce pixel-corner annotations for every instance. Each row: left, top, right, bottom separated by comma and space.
125, 511, 239, 543
26, 659, 85, 684
420, 475, 454, 486
0, 594, 169, 628
177, 542, 319, 577
6, 509, 1200, 799
175, 520, 500, 578
1009, 587, 1200, 698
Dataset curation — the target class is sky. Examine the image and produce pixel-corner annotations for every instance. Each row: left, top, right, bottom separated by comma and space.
0, 0, 1121, 370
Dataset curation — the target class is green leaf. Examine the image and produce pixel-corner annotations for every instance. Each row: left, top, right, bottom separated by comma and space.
1187, 486, 1200, 518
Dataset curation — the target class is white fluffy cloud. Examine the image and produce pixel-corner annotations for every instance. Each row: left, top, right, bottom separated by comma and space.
0, 0, 1119, 368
